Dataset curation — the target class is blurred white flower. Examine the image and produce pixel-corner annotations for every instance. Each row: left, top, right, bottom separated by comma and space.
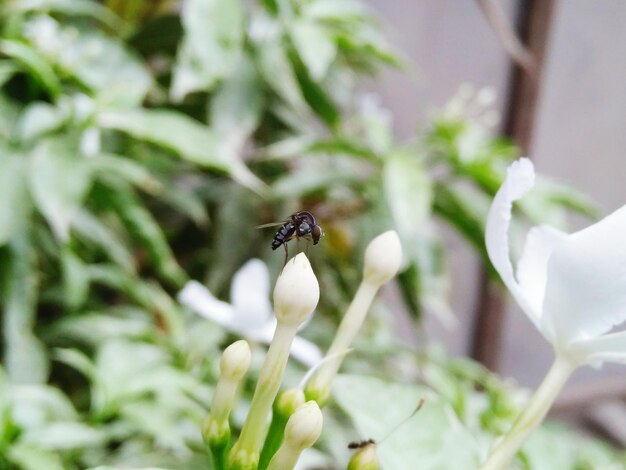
487, 157, 626, 366
178, 259, 321, 367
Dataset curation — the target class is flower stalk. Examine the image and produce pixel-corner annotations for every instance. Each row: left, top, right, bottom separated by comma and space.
305, 231, 402, 406
480, 354, 575, 470
203, 340, 251, 470
258, 388, 305, 470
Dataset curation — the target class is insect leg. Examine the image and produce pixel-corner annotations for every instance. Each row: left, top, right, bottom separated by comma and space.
283, 242, 289, 266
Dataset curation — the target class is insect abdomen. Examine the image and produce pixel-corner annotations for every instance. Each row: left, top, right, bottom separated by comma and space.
272, 222, 295, 250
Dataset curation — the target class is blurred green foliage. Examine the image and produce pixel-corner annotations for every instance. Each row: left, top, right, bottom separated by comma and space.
0, 0, 612, 468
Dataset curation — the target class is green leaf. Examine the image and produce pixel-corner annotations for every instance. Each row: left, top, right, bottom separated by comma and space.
16, 102, 69, 142
60, 246, 90, 310
335, 27, 401, 68
288, 46, 340, 129
0, 40, 61, 97
10, 384, 78, 426
0, 93, 21, 140
105, 183, 186, 288
8, 443, 64, 470
272, 165, 355, 198
87, 264, 184, 339
520, 424, 622, 469
170, 0, 245, 100
0, 151, 29, 246
98, 109, 228, 170
66, 30, 152, 107
255, 32, 312, 122
14, 0, 121, 28
432, 182, 488, 257
303, 0, 369, 21
21, 422, 106, 450
71, 210, 136, 273
53, 348, 96, 381
334, 375, 480, 470
0, 61, 19, 87
205, 184, 261, 293
156, 185, 209, 227
98, 109, 266, 193
2, 230, 48, 384
210, 54, 265, 150
28, 138, 92, 241
50, 310, 152, 346
90, 153, 162, 194
289, 19, 336, 81
383, 152, 432, 239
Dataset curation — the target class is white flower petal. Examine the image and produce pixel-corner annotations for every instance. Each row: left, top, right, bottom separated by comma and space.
231, 259, 272, 330
516, 225, 568, 318
246, 319, 323, 367
485, 158, 542, 327
542, 204, 626, 343
178, 280, 235, 326
570, 330, 626, 365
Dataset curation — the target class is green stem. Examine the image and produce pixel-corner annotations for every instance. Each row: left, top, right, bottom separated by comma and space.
305, 281, 379, 405
258, 408, 289, 470
229, 323, 297, 470
480, 354, 575, 470
208, 438, 229, 470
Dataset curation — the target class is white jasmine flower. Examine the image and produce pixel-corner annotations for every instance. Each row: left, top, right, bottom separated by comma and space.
481, 158, 626, 469
486, 158, 626, 365
178, 259, 321, 367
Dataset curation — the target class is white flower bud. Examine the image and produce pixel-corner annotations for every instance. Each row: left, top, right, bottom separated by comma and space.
275, 388, 306, 418
363, 231, 402, 286
273, 253, 320, 327
220, 340, 251, 381
284, 401, 323, 450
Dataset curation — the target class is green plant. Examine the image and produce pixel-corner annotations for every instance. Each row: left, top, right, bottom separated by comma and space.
0, 0, 613, 469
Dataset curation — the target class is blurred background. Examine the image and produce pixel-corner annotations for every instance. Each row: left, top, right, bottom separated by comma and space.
2, 0, 626, 467
366, 0, 626, 408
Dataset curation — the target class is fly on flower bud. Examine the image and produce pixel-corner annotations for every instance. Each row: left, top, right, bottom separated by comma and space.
273, 253, 320, 327
347, 441, 379, 470
363, 231, 402, 286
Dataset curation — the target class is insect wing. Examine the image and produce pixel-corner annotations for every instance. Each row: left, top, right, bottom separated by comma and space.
255, 221, 288, 229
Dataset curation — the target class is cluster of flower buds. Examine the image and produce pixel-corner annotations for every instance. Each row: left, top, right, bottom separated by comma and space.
201, 231, 402, 470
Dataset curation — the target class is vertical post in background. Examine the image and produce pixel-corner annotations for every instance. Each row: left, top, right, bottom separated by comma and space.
470, 0, 557, 371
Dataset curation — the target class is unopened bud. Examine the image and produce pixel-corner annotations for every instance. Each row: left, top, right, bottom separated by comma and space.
273, 253, 320, 327
275, 388, 306, 418
284, 401, 323, 450
363, 231, 402, 286
220, 340, 252, 381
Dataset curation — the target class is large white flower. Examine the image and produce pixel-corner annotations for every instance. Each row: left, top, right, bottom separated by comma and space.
487, 157, 626, 365
177, 259, 322, 367
486, 158, 626, 364
481, 158, 626, 470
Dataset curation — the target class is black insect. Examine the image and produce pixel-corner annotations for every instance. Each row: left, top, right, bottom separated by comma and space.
347, 438, 376, 449
257, 211, 323, 264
